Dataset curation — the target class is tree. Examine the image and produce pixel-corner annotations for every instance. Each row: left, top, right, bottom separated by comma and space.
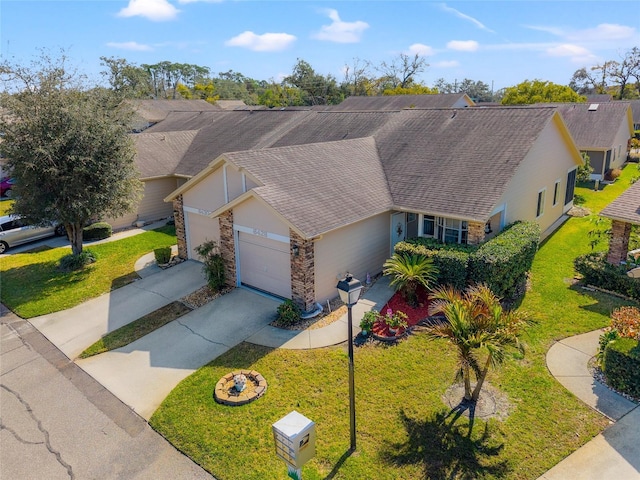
610, 47, 640, 99
425, 285, 534, 402
433, 78, 494, 102
0, 52, 142, 257
383, 253, 438, 306
99, 56, 153, 99
283, 59, 342, 105
341, 57, 373, 96
382, 83, 437, 95
376, 53, 428, 89
501, 79, 586, 105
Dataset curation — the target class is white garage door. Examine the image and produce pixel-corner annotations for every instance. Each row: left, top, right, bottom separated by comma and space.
238, 232, 291, 298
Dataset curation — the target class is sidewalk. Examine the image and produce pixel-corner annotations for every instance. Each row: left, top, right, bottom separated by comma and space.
539, 330, 640, 479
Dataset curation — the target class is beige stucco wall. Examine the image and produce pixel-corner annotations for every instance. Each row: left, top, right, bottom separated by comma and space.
226, 164, 245, 201
233, 197, 290, 237
183, 167, 226, 212
106, 177, 178, 230
610, 115, 632, 169
314, 212, 390, 304
497, 118, 579, 234
186, 212, 220, 260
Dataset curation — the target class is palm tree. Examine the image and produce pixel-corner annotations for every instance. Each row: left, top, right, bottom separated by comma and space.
383, 253, 439, 306
425, 284, 534, 402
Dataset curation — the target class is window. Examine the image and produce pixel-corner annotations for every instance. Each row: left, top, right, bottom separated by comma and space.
423, 215, 435, 236
553, 179, 560, 206
536, 189, 546, 218
565, 169, 576, 206
438, 217, 468, 244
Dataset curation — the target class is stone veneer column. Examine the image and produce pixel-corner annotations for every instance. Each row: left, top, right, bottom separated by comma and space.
172, 195, 187, 259
218, 211, 237, 287
467, 221, 486, 245
607, 220, 631, 265
290, 230, 315, 312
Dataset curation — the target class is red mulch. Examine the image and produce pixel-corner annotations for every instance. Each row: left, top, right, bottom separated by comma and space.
371, 286, 430, 338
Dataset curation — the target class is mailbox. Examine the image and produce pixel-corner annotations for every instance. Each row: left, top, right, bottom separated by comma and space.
272, 410, 316, 470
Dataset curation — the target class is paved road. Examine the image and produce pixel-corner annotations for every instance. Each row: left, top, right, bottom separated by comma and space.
1, 307, 214, 480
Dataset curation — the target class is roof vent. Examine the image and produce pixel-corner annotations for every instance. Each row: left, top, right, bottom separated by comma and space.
588, 104, 599, 111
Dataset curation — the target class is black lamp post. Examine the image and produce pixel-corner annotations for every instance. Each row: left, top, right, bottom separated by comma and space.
336, 273, 363, 451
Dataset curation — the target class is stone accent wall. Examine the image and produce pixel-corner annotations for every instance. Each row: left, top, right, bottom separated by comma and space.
219, 211, 236, 287
467, 221, 486, 245
290, 230, 316, 312
173, 195, 187, 259
607, 220, 631, 265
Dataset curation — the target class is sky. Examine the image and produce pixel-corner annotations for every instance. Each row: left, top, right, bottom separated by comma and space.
1, 0, 639, 92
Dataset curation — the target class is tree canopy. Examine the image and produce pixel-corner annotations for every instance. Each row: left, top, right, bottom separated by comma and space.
0, 52, 142, 256
501, 79, 586, 105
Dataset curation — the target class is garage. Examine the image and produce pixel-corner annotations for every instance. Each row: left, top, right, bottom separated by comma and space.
238, 231, 291, 298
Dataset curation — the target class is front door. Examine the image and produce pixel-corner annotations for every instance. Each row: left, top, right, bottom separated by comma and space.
390, 212, 406, 254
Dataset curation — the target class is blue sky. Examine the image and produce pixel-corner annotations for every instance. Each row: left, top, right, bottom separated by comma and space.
1, 1, 638, 91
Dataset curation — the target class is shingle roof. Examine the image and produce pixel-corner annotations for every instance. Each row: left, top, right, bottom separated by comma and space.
584, 94, 613, 103
329, 94, 473, 111
134, 130, 198, 178
554, 102, 632, 149
600, 180, 640, 224
630, 100, 640, 124
128, 99, 220, 123
224, 137, 392, 237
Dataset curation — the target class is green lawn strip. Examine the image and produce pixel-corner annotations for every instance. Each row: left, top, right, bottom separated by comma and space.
147, 166, 637, 479
0, 225, 176, 318
78, 301, 192, 358
0, 199, 14, 216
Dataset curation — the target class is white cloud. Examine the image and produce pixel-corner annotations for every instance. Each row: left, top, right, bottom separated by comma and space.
407, 43, 435, 56
177, 0, 222, 3
118, 0, 179, 21
106, 41, 153, 51
433, 60, 460, 68
523, 25, 566, 37
447, 40, 479, 52
224, 31, 296, 52
438, 3, 494, 33
312, 9, 369, 43
569, 23, 636, 41
546, 44, 597, 63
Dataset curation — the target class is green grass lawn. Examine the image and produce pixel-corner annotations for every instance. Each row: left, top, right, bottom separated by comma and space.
150, 165, 638, 480
0, 225, 177, 318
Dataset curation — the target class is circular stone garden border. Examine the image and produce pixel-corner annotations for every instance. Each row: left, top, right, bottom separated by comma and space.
214, 370, 267, 406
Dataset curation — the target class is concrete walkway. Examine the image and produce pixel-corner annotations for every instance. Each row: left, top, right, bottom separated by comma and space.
539, 330, 640, 479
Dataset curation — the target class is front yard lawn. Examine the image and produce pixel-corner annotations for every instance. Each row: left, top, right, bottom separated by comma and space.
150, 167, 638, 479
0, 224, 177, 318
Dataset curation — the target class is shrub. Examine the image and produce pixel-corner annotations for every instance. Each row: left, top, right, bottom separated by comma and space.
602, 337, 640, 398
83, 222, 112, 241
58, 250, 97, 272
194, 240, 225, 292
604, 168, 622, 181
611, 306, 640, 340
577, 152, 593, 182
383, 252, 438, 306
468, 221, 540, 298
154, 246, 172, 264
276, 299, 302, 327
394, 240, 470, 290
574, 252, 640, 302
360, 310, 378, 332
598, 329, 620, 360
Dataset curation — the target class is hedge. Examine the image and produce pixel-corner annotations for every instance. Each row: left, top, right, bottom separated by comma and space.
154, 246, 172, 264
82, 222, 113, 241
603, 337, 640, 398
394, 240, 470, 290
467, 221, 541, 298
395, 221, 541, 297
574, 252, 640, 302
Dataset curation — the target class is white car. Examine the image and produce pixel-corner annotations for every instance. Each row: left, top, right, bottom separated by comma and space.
0, 215, 65, 253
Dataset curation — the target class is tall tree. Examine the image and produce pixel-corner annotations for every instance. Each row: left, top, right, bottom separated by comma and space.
341, 57, 373, 96
501, 79, 586, 105
376, 53, 428, 89
99, 56, 153, 99
610, 47, 640, 99
433, 77, 493, 102
425, 285, 534, 402
0, 52, 142, 256
283, 59, 342, 105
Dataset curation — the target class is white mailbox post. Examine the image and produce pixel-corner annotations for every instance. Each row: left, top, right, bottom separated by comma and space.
272, 411, 316, 479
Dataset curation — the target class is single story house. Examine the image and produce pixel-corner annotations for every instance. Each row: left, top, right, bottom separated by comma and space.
318, 93, 475, 111
553, 102, 634, 181
164, 107, 583, 312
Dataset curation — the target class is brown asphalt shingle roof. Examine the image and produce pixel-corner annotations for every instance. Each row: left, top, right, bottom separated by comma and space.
554, 102, 631, 149
600, 180, 640, 224
327, 94, 473, 111
133, 130, 198, 178
128, 99, 220, 123
224, 137, 392, 238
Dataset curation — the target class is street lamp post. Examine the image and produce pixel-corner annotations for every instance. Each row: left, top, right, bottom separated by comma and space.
336, 273, 363, 452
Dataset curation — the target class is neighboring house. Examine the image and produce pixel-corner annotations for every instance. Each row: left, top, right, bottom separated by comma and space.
127, 99, 221, 132
554, 102, 634, 181
600, 179, 640, 265
584, 94, 613, 103
320, 93, 475, 111
163, 107, 582, 312
630, 100, 640, 131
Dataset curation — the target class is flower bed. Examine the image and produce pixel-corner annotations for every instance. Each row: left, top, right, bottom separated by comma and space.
371, 286, 431, 339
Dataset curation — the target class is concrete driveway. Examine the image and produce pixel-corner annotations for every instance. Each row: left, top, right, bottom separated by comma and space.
77, 288, 279, 419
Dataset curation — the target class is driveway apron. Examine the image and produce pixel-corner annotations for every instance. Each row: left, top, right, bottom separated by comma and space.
77, 288, 279, 420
